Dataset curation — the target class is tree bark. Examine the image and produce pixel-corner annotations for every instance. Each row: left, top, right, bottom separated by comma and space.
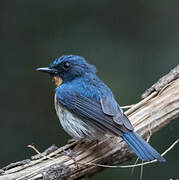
0, 65, 179, 180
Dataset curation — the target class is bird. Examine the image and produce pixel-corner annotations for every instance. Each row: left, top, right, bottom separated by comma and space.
36, 55, 166, 162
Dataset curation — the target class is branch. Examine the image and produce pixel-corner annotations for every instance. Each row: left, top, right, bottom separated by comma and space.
0, 65, 179, 180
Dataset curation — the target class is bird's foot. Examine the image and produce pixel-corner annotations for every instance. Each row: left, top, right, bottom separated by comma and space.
73, 137, 89, 151
62, 148, 79, 168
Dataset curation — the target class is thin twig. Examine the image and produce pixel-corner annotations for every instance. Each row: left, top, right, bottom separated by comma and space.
27, 145, 54, 160
121, 104, 135, 109
78, 139, 179, 168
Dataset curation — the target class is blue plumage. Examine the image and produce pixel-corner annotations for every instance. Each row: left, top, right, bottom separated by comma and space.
123, 132, 165, 161
37, 55, 166, 162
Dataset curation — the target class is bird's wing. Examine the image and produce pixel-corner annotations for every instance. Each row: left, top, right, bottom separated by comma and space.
56, 90, 133, 136
100, 96, 133, 131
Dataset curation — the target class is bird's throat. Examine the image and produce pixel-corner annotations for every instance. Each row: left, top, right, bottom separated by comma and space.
53, 76, 63, 87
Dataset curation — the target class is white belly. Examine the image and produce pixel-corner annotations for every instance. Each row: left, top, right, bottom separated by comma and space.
54, 95, 100, 140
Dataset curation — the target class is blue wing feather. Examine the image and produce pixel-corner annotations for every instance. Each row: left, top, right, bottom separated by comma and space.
101, 96, 134, 130
56, 88, 131, 136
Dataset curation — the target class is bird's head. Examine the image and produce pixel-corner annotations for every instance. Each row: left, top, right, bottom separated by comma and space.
36, 55, 97, 87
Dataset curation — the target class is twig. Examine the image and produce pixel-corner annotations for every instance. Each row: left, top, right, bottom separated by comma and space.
77, 139, 179, 168
27, 145, 55, 160
121, 104, 135, 109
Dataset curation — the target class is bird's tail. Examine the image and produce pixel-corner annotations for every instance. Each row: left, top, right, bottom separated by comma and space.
122, 132, 166, 162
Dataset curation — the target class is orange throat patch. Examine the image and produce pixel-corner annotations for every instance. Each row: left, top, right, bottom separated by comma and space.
53, 76, 63, 87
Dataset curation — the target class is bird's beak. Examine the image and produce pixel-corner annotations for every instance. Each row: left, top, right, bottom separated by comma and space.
36, 67, 58, 75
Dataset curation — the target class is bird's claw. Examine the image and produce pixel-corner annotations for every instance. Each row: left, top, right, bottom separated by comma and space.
62, 148, 79, 168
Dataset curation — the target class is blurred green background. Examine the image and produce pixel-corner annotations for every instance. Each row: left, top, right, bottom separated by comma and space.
0, 0, 179, 179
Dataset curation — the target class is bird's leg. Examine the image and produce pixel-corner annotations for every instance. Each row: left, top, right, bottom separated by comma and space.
62, 138, 86, 168
62, 147, 79, 168
95, 139, 100, 145
73, 138, 86, 151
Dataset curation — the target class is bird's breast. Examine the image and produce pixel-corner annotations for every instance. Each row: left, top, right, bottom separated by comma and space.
54, 94, 102, 140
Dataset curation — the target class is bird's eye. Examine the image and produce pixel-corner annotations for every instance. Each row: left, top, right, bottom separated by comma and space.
63, 62, 71, 70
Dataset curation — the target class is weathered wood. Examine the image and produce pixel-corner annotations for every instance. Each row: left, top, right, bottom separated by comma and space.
0, 65, 179, 180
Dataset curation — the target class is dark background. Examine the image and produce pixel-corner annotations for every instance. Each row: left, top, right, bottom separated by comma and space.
0, 0, 179, 179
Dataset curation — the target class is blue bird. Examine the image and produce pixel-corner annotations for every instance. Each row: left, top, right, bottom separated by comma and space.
37, 55, 165, 162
